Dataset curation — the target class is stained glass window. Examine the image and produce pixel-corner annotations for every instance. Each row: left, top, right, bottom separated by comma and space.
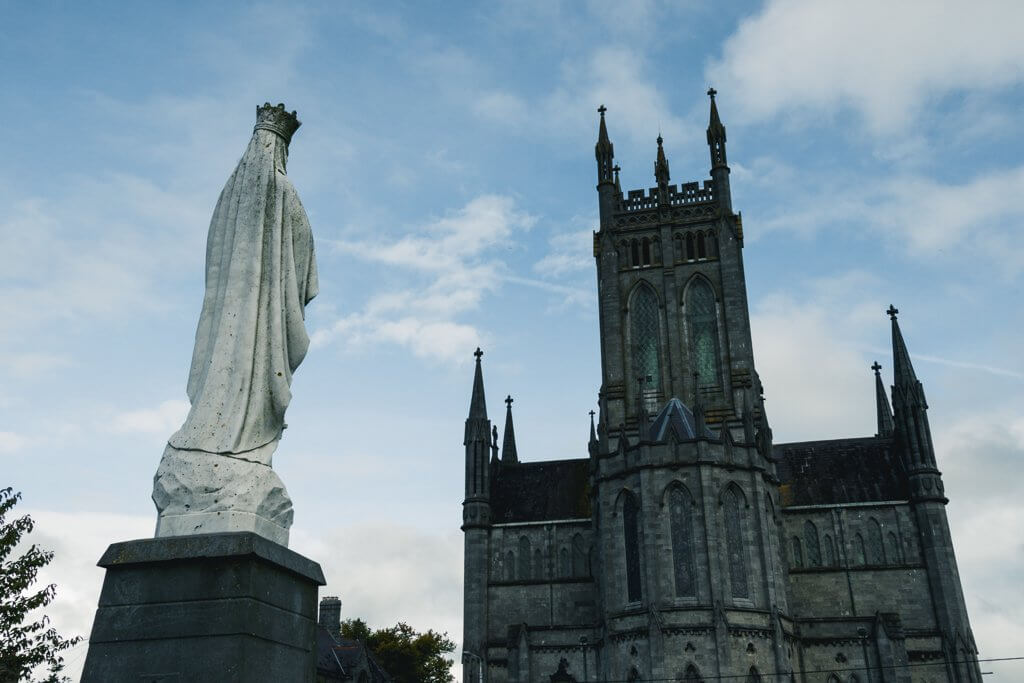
823, 535, 836, 566
804, 520, 821, 567
669, 487, 696, 597
631, 285, 661, 390
724, 487, 748, 598
887, 531, 902, 564
853, 533, 866, 566
518, 536, 531, 580
623, 493, 643, 602
867, 519, 884, 564
687, 279, 721, 386
572, 534, 588, 577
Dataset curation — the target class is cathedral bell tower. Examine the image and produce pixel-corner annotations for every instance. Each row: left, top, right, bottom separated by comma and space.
592, 94, 758, 441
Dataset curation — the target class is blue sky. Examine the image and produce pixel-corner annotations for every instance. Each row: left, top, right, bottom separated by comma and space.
2, 1, 1023, 679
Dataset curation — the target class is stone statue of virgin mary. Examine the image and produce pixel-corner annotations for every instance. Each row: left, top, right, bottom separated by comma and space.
152, 103, 317, 546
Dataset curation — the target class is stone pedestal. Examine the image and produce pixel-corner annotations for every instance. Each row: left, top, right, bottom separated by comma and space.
81, 532, 325, 683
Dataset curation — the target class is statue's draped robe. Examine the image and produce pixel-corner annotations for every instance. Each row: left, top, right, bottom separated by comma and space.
169, 129, 318, 456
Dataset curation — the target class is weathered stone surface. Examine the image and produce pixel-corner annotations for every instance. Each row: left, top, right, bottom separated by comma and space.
81, 532, 325, 683
151, 103, 316, 547
153, 444, 293, 546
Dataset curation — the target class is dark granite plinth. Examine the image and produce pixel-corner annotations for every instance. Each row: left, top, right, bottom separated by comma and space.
81, 532, 326, 683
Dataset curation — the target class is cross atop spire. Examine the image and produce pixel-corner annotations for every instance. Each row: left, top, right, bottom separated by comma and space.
707, 87, 717, 99
595, 105, 615, 186
474, 347, 483, 360
598, 104, 607, 116
501, 393, 519, 463
872, 361, 882, 374
887, 304, 899, 320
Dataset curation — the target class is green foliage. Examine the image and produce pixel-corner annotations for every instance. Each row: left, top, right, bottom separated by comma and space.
340, 618, 455, 683
0, 488, 81, 683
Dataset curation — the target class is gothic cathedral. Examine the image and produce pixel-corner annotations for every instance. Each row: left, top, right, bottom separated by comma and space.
461, 92, 982, 683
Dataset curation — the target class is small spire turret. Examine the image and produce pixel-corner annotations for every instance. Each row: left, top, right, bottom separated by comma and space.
873, 361, 895, 438
654, 134, 671, 190
595, 105, 615, 186
502, 395, 519, 463
468, 347, 487, 421
463, 348, 492, 505
589, 409, 598, 456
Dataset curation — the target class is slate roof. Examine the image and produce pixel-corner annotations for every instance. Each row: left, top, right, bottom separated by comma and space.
315, 626, 392, 682
648, 397, 715, 442
774, 436, 908, 507
490, 458, 591, 523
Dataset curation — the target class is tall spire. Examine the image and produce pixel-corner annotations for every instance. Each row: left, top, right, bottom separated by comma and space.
706, 87, 732, 211
595, 104, 615, 186
468, 347, 487, 420
502, 395, 519, 463
654, 134, 671, 189
873, 361, 895, 438
889, 305, 921, 391
888, 305, 937, 473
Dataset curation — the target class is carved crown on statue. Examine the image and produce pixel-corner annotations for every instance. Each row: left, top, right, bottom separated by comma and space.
254, 102, 302, 144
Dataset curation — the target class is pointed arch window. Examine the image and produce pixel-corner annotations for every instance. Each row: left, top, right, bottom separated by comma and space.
686, 233, 695, 260
853, 533, 867, 566
746, 666, 762, 683
631, 240, 640, 267
668, 486, 696, 597
823, 534, 836, 566
723, 486, 748, 598
696, 232, 706, 259
572, 534, 588, 577
642, 237, 651, 266
623, 493, 643, 602
887, 531, 902, 564
687, 279, 721, 386
518, 536, 531, 580
706, 230, 718, 259
673, 234, 683, 263
791, 537, 803, 568
683, 663, 702, 682
804, 520, 821, 567
631, 284, 661, 393
867, 519, 884, 565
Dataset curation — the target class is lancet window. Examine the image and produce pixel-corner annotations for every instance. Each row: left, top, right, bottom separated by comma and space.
804, 520, 822, 567
823, 534, 836, 566
572, 534, 588, 577
723, 486, 748, 598
630, 284, 661, 393
791, 537, 803, 568
623, 493, 643, 602
668, 486, 696, 597
867, 518, 885, 564
887, 531, 902, 564
686, 279, 721, 386
518, 536, 531, 580
853, 533, 867, 566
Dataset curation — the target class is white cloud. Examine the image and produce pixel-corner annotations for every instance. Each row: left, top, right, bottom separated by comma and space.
17, 509, 154, 682
0, 431, 29, 454
315, 196, 534, 361
2, 352, 73, 378
752, 163, 1024, 276
707, 0, 1024, 134
109, 399, 190, 436
534, 229, 594, 278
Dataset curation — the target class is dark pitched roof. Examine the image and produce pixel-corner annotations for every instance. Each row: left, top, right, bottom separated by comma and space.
648, 397, 714, 442
315, 626, 392, 682
774, 436, 908, 507
490, 458, 591, 523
